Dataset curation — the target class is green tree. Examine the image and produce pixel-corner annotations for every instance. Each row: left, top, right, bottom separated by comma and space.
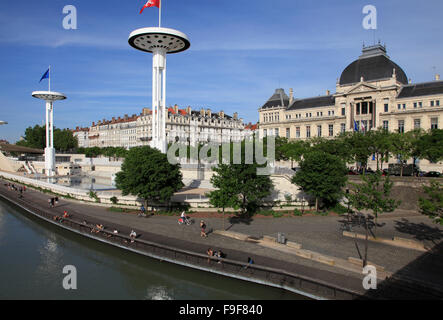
115, 146, 184, 209
54, 128, 78, 152
346, 171, 400, 266
292, 151, 348, 211
347, 171, 400, 235
415, 129, 443, 164
16, 125, 46, 149
209, 163, 273, 215
419, 181, 443, 225
208, 168, 240, 230
366, 128, 393, 171
390, 131, 414, 176
343, 132, 372, 172
280, 140, 309, 168
17, 124, 77, 151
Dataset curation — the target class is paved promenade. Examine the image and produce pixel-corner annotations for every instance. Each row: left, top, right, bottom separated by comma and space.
1, 178, 442, 299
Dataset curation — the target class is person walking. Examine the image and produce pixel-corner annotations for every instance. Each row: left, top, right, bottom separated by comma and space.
200, 220, 208, 238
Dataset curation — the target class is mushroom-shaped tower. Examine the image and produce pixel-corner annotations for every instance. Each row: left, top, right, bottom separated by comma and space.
129, 27, 190, 153
31, 91, 66, 177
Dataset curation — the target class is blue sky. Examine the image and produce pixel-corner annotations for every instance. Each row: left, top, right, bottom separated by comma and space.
1, 0, 442, 143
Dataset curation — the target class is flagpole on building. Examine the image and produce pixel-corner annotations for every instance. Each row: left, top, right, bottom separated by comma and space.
159, 0, 162, 27
48, 65, 51, 92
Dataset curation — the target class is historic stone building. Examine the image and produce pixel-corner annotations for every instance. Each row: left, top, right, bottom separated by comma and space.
74, 106, 248, 150
259, 44, 443, 140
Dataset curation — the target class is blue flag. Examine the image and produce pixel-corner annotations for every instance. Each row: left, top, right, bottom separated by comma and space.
354, 120, 359, 132
39, 68, 49, 82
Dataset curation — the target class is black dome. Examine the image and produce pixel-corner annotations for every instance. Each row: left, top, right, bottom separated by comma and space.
339, 45, 408, 86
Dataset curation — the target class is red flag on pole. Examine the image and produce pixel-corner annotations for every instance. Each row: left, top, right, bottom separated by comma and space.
140, 0, 160, 14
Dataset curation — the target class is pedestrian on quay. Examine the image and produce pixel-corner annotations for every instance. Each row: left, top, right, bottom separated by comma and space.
200, 220, 208, 238
206, 248, 214, 263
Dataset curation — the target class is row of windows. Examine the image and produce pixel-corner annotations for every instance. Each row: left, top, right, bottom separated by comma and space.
396, 100, 440, 111
382, 118, 439, 132
265, 123, 346, 139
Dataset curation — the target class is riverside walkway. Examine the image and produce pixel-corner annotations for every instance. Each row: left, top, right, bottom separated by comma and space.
1, 178, 442, 299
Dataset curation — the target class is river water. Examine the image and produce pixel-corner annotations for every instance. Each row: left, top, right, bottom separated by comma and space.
0, 199, 304, 300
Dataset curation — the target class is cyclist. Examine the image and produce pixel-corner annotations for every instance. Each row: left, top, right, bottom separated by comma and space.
180, 211, 189, 225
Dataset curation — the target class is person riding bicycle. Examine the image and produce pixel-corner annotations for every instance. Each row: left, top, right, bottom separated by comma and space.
180, 211, 189, 224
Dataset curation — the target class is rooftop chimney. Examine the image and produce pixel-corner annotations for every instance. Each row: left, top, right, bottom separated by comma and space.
326, 90, 330, 96
289, 88, 294, 105
206, 108, 212, 117
174, 104, 179, 113
436, 74, 441, 81
186, 106, 192, 114
233, 112, 238, 120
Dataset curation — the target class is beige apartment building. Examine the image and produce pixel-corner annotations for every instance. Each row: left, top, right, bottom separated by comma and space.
73, 106, 249, 149
258, 44, 443, 170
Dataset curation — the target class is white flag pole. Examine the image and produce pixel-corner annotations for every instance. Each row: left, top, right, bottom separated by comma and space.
49, 65, 51, 92
159, 0, 162, 27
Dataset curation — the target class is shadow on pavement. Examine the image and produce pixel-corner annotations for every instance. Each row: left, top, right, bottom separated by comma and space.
358, 240, 443, 299
394, 218, 443, 245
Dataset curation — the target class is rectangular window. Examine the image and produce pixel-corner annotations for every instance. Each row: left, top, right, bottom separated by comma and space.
341, 123, 346, 134
356, 103, 360, 115
286, 128, 290, 139
403, 104, 406, 110
437, 100, 440, 106
306, 126, 311, 138
275, 128, 279, 136
431, 118, 438, 130
382, 121, 389, 131
362, 102, 368, 114
398, 120, 405, 133
384, 104, 389, 112
263, 129, 267, 137
414, 102, 417, 108
397, 104, 401, 110
414, 119, 421, 130
317, 125, 322, 137
296, 127, 300, 138
419, 102, 423, 108
431, 101, 435, 107
328, 124, 334, 137
342, 107, 345, 116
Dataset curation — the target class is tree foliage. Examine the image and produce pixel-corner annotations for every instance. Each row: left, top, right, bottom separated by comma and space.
347, 171, 400, 228
419, 181, 443, 225
292, 151, 348, 211
115, 146, 184, 207
16, 124, 78, 152
209, 163, 273, 215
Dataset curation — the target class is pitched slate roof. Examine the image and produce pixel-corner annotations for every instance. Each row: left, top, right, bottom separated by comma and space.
397, 81, 443, 99
287, 95, 336, 111
261, 88, 290, 109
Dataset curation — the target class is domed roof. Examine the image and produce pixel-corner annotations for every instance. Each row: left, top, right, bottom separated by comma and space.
339, 45, 408, 86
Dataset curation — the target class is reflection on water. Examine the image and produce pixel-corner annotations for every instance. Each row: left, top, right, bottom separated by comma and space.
145, 286, 174, 300
33, 175, 116, 191
0, 199, 305, 300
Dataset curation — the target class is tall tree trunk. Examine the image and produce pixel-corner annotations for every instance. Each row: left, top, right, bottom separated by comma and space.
315, 197, 319, 212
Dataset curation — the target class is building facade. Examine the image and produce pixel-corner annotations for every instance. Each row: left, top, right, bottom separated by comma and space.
259, 44, 443, 141
74, 106, 249, 149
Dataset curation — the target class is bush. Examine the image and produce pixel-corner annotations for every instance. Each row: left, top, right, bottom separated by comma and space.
293, 209, 303, 216
88, 191, 100, 203
110, 196, 118, 204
